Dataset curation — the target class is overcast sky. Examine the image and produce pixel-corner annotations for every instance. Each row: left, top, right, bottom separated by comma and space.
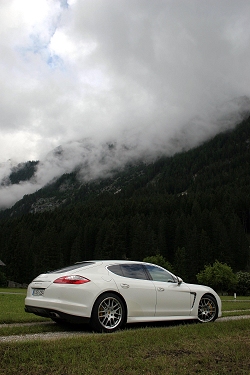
1, 0, 250, 208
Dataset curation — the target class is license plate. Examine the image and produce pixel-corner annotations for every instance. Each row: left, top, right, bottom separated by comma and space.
32, 288, 45, 297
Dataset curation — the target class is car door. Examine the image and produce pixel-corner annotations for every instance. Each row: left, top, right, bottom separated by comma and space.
145, 264, 192, 317
108, 264, 156, 318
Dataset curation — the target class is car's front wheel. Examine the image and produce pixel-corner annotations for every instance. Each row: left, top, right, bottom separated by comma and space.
90, 293, 126, 333
198, 294, 218, 323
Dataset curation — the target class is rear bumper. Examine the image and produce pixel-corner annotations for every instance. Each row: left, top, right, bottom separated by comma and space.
25, 305, 90, 324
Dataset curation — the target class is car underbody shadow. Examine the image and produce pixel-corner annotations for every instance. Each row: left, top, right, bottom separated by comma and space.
124, 319, 198, 331
52, 318, 197, 334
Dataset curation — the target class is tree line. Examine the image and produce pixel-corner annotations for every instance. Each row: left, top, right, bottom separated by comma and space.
0, 188, 249, 284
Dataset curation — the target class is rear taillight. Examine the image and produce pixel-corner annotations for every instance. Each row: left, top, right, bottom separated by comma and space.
53, 275, 90, 284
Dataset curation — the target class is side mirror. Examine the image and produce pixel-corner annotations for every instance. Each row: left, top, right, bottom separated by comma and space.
177, 277, 183, 285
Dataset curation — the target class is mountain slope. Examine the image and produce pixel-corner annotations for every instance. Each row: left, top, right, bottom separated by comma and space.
0, 115, 250, 285
1, 95, 250, 211
1, 114, 250, 219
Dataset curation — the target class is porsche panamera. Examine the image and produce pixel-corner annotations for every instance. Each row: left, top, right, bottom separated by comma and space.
25, 260, 222, 332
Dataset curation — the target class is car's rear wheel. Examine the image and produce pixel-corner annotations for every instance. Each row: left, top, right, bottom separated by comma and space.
90, 293, 126, 333
198, 294, 218, 323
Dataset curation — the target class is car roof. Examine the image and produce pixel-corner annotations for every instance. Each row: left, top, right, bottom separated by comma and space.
77, 260, 147, 265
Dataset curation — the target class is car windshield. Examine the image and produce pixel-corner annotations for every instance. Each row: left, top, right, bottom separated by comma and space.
47, 262, 95, 274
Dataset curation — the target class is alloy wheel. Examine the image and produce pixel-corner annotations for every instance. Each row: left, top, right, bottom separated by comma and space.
97, 296, 123, 330
198, 295, 218, 322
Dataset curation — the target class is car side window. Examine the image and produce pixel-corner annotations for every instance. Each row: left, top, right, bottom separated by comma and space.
145, 265, 176, 283
121, 264, 149, 280
108, 264, 148, 279
108, 265, 124, 277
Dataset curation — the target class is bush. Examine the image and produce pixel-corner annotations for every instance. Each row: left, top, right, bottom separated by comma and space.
0, 271, 7, 287
196, 260, 237, 293
236, 271, 250, 296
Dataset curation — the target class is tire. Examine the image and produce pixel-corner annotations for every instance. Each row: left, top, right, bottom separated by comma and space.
90, 293, 126, 333
197, 294, 218, 323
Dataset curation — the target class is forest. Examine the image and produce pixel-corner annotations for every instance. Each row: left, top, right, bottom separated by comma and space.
0, 115, 250, 284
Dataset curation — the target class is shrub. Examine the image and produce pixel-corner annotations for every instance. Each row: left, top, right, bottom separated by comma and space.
0, 271, 7, 287
196, 260, 237, 293
236, 271, 250, 296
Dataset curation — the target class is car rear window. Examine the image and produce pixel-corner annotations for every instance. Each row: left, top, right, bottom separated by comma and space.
48, 262, 95, 273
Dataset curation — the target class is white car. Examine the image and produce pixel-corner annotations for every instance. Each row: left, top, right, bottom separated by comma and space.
25, 260, 222, 332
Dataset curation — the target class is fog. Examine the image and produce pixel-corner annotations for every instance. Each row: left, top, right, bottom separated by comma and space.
0, 0, 250, 208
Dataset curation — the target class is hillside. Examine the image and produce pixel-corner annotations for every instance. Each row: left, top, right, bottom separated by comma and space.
0, 115, 250, 284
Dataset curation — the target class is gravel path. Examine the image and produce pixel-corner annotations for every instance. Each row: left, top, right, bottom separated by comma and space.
0, 330, 91, 343
0, 315, 250, 343
0, 321, 54, 329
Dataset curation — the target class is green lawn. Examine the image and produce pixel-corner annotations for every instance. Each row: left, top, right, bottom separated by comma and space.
0, 289, 250, 374
0, 288, 27, 294
0, 290, 48, 324
220, 295, 250, 315
0, 319, 249, 375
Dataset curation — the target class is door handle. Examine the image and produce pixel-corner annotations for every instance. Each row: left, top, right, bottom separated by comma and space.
121, 283, 130, 289
157, 287, 165, 292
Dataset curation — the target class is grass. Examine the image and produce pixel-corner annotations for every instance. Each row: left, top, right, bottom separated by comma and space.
0, 289, 250, 374
0, 288, 27, 294
0, 290, 48, 324
220, 296, 250, 317
0, 320, 250, 375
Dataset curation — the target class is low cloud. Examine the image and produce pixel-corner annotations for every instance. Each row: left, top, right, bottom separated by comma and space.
1, 94, 249, 210
0, 0, 250, 208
